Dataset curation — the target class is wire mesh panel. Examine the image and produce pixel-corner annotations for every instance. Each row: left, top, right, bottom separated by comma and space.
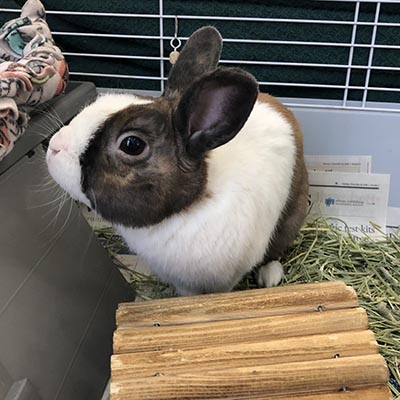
1, 0, 399, 111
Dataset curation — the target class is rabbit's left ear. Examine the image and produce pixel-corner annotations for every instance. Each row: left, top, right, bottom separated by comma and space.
164, 26, 222, 98
174, 68, 259, 157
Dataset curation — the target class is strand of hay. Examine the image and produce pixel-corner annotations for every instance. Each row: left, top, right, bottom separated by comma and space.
94, 219, 400, 398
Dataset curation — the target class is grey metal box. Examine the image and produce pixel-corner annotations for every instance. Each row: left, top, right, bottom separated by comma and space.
0, 82, 134, 400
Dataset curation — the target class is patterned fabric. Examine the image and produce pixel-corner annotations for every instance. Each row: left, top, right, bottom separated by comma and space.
0, 0, 68, 161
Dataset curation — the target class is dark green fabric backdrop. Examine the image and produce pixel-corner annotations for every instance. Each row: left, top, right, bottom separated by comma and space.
2, 1, 399, 102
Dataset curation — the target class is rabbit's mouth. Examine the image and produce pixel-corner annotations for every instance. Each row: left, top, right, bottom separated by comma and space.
46, 146, 92, 208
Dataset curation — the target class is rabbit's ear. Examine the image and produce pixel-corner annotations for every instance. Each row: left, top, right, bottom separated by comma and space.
174, 68, 259, 157
164, 26, 222, 98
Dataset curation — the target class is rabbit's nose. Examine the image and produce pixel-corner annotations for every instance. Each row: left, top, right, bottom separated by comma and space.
48, 127, 71, 154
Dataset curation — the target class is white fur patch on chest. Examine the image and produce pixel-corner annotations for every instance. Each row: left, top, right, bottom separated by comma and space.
118, 100, 296, 294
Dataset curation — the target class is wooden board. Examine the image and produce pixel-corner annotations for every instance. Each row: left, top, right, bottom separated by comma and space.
262, 387, 393, 400
111, 282, 392, 400
116, 281, 359, 327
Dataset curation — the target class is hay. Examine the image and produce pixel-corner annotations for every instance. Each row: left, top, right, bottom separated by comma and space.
94, 219, 400, 397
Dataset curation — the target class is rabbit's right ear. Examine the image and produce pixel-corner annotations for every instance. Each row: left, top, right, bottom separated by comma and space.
174, 68, 259, 158
164, 26, 222, 99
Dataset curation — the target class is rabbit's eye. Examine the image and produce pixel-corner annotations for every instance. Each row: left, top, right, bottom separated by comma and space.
119, 136, 146, 156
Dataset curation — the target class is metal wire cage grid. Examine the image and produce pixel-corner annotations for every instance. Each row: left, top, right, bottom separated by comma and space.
1, 0, 399, 112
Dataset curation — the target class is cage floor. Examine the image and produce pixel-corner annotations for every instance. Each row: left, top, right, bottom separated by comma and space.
110, 281, 392, 400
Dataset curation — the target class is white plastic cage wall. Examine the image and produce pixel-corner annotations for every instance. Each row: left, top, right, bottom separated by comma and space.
1, 0, 400, 113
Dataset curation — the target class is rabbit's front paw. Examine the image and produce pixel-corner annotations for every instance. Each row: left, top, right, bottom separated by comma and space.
257, 261, 284, 288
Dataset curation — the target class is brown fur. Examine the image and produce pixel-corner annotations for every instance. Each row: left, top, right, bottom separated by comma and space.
257, 93, 309, 261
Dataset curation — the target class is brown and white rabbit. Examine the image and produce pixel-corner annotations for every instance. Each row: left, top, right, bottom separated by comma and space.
46, 27, 309, 296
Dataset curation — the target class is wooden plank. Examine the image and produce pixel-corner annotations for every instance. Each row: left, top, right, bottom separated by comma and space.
113, 308, 368, 354
111, 330, 378, 380
260, 387, 393, 399
110, 354, 388, 400
116, 281, 358, 327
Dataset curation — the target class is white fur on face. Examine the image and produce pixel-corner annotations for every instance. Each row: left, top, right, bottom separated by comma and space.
117, 100, 296, 295
46, 94, 153, 206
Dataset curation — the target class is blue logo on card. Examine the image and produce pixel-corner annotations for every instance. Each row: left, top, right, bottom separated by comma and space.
325, 197, 335, 207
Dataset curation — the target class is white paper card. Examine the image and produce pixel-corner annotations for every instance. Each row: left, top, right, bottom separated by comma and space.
305, 155, 372, 173
387, 207, 400, 238
308, 171, 390, 237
